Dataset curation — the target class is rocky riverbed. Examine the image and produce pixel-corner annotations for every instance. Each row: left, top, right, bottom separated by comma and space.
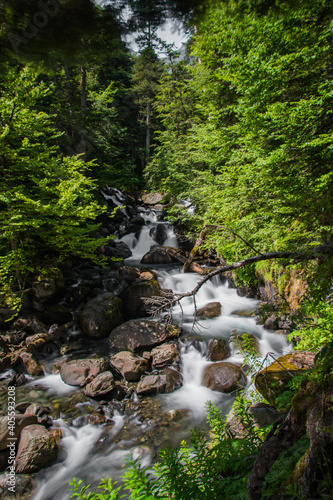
0, 188, 296, 499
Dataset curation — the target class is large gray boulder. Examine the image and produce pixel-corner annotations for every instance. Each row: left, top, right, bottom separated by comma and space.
109, 319, 181, 352
78, 293, 123, 338
110, 352, 149, 382
60, 358, 108, 387
136, 368, 183, 395
202, 362, 247, 393
15, 425, 58, 473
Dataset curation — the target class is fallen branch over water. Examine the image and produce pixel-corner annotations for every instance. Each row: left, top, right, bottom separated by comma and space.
148, 242, 333, 316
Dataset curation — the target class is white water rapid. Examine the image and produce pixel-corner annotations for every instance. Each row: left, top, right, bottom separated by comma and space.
31, 196, 290, 499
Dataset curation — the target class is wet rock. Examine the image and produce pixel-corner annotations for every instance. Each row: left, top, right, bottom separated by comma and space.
60, 358, 108, 387
141, 192, 164, 205
67, 285, 90, 309
109, 319, 181, 352
15, 424, 58, 473
0, 473, 35, 500
202, 362, 247, 393
149, 225, 168, 245
84, 371, 115, 398
140, 246, 173, 264
120, 279, 163, 319
197, 302, 222, 319
59, 340, 83, 356
255, 351, 316, 405
19, 352, 44, 377
32, 274, 65, 309
24, 404, 51, 418
226, 402, 281, 438
42, 304, 72, 327
110, 352, 149, 382
137, 368, 183, 395
116, 266, 141, 282
13, 316, 48, 335
78, 293, 123, 339
264, 314, 278, 330
0, 415, 38, 451
151, 343, 180, 370
98, 240, 132, 260
207, 338, 231, 361
232, 332, 260, 356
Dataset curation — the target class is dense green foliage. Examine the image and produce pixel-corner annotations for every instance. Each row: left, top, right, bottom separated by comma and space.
68, 398, 265, 500
147, 0, 333, 262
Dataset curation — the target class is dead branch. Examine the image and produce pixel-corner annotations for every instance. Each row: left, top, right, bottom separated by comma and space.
183, 225, 208, 272
148, 243, 333, 316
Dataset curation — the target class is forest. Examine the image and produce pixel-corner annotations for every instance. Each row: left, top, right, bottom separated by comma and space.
0, 0, 333, 499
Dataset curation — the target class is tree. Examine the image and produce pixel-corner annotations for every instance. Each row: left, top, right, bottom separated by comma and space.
0, 64, 105, 303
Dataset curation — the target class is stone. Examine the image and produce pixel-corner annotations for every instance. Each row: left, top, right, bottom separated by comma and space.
233, 332, 260, 356
15, 424, 58, 473
60, 358, 108, 387
255, 351, 316, 405
19, 352, 44, 377
24, 404, 51, 418
226, 402, 281, 438
78, 293, 123, 339
120, 279, 163, 319
59, 340, 83, 356
207, 338, 231, 361
116, 266, 141, 282
32, 274, 64, 303
197, 302, 222, 319
0, 415, 38, 451
202, 362, 247, 393
264, 314, 279, 330
140, 247, 174, 264
110, 352, 149, 382
141, 192, 164, 205
136, 368, 183, 395
0, 473, 35, 500
99, 240, 132, 259
151, 343, 180, 370
109, 319, 181, 352
84, 371, 115, 398
149, 224, 168, 245
42, 304, 72, 326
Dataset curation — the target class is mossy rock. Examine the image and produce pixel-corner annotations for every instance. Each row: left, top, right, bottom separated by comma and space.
233, 332, 260, 356
255, 352, 315, 405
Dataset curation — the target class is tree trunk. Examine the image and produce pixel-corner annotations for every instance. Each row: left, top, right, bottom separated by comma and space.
78, 64, 87, 161
183, 226, 207, 272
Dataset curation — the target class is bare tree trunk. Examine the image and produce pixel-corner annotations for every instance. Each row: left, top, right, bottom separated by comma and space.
78, 63, 87, 161
146, 100, 150, 163
183, 226, 207, 272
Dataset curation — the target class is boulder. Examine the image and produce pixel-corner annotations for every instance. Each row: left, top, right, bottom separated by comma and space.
60, 358, 108, 387
197, 302, 222, 319
202, 362, 247, 393
19, 352, 44, 377
59, 340, 83, 356
264, 314, 279, 330
98, 240, 132, 259
141, 192, 164, 205
136, 368, 183, 395
110, 352, 149, 382
151, 343, 180, 370
84, 371, 115, 398
78, 293, 123, 339
255, 351, 316, 405
120, 279, 163, 318
42, 304, 72, 326
233, 332, 260, 356
0, 415, 38, 451
15, 424, 58, 473
207, 338, 231, 361
226, 402, 281, 438
116, 266, 141, 282
0, 473, 35, 500
32, 274, 65, 308
109, 319, 181, 352
149, 225, 168, 245
140, 247, 173, 264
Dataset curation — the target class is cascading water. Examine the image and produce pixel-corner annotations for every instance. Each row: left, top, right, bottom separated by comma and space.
31, 195, 290, 499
